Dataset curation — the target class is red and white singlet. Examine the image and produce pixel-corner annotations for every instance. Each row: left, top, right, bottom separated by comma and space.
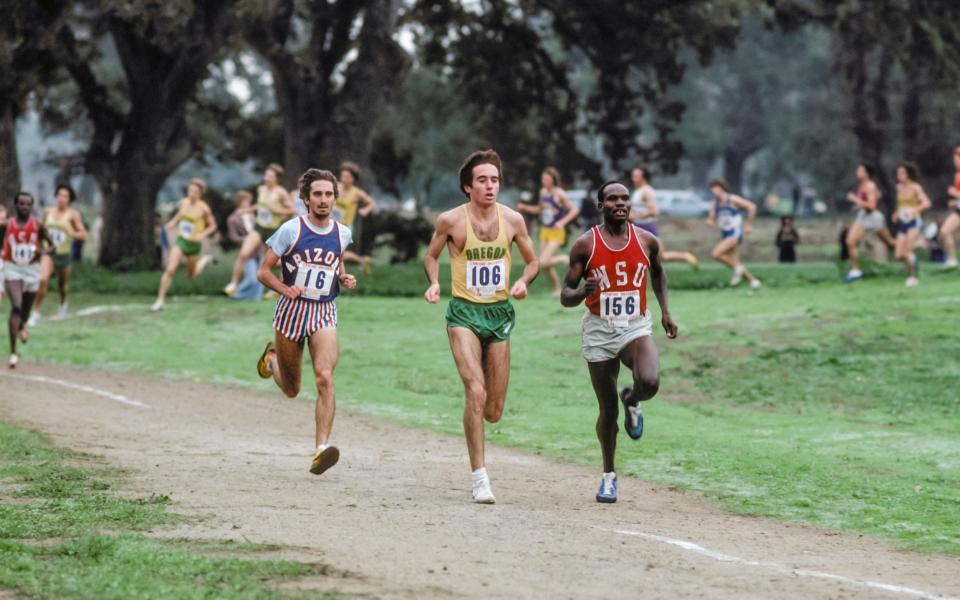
2, 215, 40, 265
585, 224, 650, 326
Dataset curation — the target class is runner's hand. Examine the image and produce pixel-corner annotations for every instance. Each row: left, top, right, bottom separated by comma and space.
339, 273, 357, 290
510, 280, 528, 300
662, 313, 678, 339
705, 218, 714, 228
744, 222, 753, 235
582, 275, 600, 296
424, 282, 441, 304
282, 285, 304, 300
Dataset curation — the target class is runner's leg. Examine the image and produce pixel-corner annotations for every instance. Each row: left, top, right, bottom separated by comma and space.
448, 326, 488, 471
6, 280, 23, 355
619, 335, 660, 406
185, 254, 199, 280
32, 254, 54, 314
847, 223, 866, 272
481, 339, 510, 423
156, 245, 184, 304
711, 237, 738, 270
270, 331, 304, 398
229, 231, 262, 287
307, 328, 339, 447
894, 231, 911, 275
539, 240, 561, 293
587, 359, 620, 473
941, 213, 960, 263
58, 266, 70, 306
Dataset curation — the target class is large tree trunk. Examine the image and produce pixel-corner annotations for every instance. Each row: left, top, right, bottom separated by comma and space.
96, 157, 166, 269
0, 101, 20, 203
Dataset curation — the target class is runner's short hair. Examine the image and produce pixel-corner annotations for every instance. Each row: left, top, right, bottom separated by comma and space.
233, 190, 253, 207
55, 184, 76, 204
266, 163, 285, 178
542, 166, 561, 187
187, 178, 207, 195
860, 163, 876, 179
339, 161, 361, 183
899, 161, 919, 181
709, 178, 729, 192
299, 169, 339, 202
596, 180, 627, 203
459, 149, 502, 198
633, 166, 652, 183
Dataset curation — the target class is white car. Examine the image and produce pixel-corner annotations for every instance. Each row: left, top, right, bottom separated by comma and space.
654, 189, 713, 217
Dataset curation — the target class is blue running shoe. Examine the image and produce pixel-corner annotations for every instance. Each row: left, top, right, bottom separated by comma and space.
596, 473, 618, 503
620, 387, 644, 440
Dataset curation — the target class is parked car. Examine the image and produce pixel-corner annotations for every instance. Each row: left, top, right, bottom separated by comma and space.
655, 189, 713, 217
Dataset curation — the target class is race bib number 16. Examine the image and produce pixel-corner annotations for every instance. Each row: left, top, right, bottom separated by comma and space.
600, 290, 640, 327
466, 259, 506, 298
294, 265, 335, 300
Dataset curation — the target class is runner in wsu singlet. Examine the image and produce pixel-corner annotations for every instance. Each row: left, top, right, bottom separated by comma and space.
561, 180, 678, 504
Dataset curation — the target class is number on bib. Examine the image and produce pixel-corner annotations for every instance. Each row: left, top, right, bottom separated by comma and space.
600, 290, 640, 327
466, 259, 506, 298
50, 230, 68, 247
717, 213, 741, 231
179, 221, 196, 239
11, 243, 36, 265
294, 264, 336, 300
256, 207, 273, 227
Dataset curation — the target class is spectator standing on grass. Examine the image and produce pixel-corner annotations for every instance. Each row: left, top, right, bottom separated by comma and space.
227, 191, 264, 301
775, 216, 799, 263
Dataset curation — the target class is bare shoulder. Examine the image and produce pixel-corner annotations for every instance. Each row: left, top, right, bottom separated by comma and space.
501, 204, 529, 236
570, 228, 594, 253
435, 206, 464, 231
632, 224, 659, 254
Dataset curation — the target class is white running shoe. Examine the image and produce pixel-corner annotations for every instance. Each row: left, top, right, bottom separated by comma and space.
472, 476, 496, 504
943, 259, 958, 270
54, 302, 69, 320
8, 354, 18, 369
730, 265, 744, 287
150, 299, 164, 312
905, 276, 919, 288
749, 278, 763, 291
26, 312, 40, 327
223, 282, 237, 297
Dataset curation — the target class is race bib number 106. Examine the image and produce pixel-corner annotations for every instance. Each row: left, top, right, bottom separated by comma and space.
600, 290, 640, 327
466, 259, 506, 298
294, 265, 336, 300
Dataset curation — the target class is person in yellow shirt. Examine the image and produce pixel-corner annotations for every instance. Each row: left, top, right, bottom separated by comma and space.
29, 185, 87, 323
224, 164, 295, 297
423, 149, 539, 504
892, 162, 931, 288
152, 178, 218, 311
334, 161, 377, 274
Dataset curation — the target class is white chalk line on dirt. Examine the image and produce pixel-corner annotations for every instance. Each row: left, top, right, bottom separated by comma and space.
71, 304, 149, 318
0, 373, 150, 409
596, 527, 958, 600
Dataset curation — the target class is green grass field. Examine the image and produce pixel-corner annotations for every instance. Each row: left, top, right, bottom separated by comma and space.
0, 423, 336, 599
12, 260, 960, 556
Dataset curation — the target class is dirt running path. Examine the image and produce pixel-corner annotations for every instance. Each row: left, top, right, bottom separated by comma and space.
2, 365, 958, 599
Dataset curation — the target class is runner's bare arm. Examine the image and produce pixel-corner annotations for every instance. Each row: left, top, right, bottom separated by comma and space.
338, 258, 357, 290
634, 188, 659, 220
37, 223, 56, 257
555, 188, 580, 228
731, 195, 757, 232
257, 248, 303, 300
358, 190, 377, 217
422, 211, 453, 303
69, 209, 88, 241
200, 205, 218, 239
276, 188, 296, 218
706, 200, 716, 227
560, 233, 597, 307
508, 208, 539, 300
517, 194, 543, 215
917, 185, 932, 212
643, 230, 678, 339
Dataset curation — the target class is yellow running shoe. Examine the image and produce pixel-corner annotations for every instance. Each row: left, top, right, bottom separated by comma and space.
687, 252, 699, 272
256, 341, 275, 379
310, 445, 340, 475
223, 282, 237, 297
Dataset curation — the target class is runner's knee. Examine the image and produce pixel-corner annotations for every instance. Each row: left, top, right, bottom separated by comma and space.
483, 400, 503, 423
314, 369, 334, 393
465, 380, 486, 410
633, 372, 659, 400
711, 247, 725, 260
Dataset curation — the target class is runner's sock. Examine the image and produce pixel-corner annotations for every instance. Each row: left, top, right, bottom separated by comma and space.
472, 467, 488, 485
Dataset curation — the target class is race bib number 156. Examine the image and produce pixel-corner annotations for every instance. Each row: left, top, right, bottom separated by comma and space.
600, 290, 640, 327
466, 259, 506, 298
